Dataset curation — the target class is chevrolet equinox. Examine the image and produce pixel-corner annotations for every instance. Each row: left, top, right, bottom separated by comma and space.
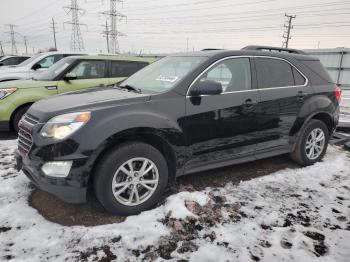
15, 46, 341, 216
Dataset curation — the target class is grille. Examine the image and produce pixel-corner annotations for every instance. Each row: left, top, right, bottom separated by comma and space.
18, 114, 38, 155
23, 113, 39, 126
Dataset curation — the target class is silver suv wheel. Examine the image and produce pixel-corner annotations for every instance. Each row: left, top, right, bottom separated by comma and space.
305, 128, 325, 160
111, 157, 159, 206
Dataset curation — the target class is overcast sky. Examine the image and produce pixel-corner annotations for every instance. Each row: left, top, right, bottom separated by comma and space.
0, 0, 349, 55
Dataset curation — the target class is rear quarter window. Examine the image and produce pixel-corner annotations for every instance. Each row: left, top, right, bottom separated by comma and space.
255, 58, 294, 88
299, 60, 333, 83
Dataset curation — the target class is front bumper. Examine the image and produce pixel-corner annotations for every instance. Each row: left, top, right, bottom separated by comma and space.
15, 150, 88, 204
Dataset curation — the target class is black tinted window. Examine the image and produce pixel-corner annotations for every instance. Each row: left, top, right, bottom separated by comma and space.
111, 61, 148, 77
2, 57, 18, 65
292, 67, 306, 85
256, 58, 294, 88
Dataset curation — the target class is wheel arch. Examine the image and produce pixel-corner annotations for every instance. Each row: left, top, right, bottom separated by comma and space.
9, 102, 33, 130
88, 127, 178, 190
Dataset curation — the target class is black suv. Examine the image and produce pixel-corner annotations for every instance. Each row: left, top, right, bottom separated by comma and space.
15, 46, 341, 216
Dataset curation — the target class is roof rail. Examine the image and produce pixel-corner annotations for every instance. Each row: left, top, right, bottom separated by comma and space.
242, 45, 307, 55
201, 48, 225, 51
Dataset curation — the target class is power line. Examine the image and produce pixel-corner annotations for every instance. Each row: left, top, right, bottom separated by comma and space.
50, 18, 58, 50
282, 13, 296, 48
101, 0, 126, 54
64, 0, 86, 51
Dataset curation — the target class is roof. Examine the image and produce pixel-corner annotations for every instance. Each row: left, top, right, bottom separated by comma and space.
169, 47, 319, 61
74, 55, 156, 62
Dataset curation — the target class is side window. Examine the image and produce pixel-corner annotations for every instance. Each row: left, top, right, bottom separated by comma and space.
37, 54, 63, 68
256, 58, 294, 88
69, 60, 106, 80
197, 58, 252, 92
292, 67, 306, 86
2, 57, 18, 65
110, 61, 147, 77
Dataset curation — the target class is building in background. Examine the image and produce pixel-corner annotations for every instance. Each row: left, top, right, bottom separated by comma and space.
305, 48, 350, 90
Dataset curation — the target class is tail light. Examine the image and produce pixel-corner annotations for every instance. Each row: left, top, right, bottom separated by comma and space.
334, 85, 341, 102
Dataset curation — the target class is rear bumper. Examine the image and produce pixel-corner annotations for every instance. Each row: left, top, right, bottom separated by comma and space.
15, 150, 88, 204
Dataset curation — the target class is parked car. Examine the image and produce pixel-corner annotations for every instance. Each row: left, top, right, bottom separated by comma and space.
0, 55, 30, 67
15, 46, 340, 216
0, 52, 85, 82
0, 55, 154, 132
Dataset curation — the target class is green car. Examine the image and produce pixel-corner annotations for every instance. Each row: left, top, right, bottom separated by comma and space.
0, 55, 154, 132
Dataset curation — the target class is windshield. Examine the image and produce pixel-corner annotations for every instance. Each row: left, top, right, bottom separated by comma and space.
35, 58, 76, 81
119, 56, 206, 94
16, 53, 42, 67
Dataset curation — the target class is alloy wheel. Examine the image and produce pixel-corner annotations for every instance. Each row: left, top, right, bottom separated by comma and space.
305, 128, 325, 160
111, 157, 159, 206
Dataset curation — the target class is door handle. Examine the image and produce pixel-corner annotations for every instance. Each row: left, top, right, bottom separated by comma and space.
297, 91, 307, 100
243, 99, 257, 108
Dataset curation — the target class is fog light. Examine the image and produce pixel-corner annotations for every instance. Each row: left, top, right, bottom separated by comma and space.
41, 161, 73, 178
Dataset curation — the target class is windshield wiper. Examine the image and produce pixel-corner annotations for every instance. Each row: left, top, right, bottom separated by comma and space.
116, 84, 142, 94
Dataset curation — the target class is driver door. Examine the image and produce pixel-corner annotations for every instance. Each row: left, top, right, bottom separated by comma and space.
57, 60, 109, 94
182, 57, 260, 171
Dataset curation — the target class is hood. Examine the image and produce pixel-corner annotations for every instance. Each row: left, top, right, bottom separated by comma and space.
0, 79, 55, 89
30, 86, 148, 118
0, 65, 29, 73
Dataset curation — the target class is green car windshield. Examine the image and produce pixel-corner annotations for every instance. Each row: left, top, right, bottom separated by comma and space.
119, 56, 206, 94
35, 58, 76, 81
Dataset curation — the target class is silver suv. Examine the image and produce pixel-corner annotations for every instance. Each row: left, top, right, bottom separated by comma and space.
0, 52, 84, 82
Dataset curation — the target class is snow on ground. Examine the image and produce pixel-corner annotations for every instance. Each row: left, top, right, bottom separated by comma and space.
0, 139, 350, 262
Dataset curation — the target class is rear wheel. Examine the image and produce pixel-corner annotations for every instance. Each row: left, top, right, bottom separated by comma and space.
291, 119, 329, 166
12, 106, 30, 133
94, 142, 168, 216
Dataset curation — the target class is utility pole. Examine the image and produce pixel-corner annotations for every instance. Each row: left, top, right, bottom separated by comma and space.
102, 0, 126, 54
50, 18, 58, 50
64, 0, 86, 51
0, 41, 4, 56
5, 24, 18, 55
23, 36, 28, 55
282, 13, 296, 48
102, 20, 110, 53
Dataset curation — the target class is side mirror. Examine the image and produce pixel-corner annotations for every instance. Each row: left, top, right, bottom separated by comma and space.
63, 72, 77, 81
32, 63, 42, 70
189, 80, 223, 96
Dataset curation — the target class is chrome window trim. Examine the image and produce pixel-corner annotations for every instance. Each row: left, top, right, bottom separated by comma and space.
186, 55, 309, 98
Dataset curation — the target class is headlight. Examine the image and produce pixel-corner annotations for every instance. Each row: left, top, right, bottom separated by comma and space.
41, 112, 91, 140
0, 87, 17, 99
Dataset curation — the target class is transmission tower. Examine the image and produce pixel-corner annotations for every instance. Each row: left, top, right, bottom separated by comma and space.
102, 20, 110, 53
50, 18, 58, 50
64, 0, 86, 51
102, 0, 126, 54
282, 13, 296, 48
0, 41, 4, 56
23, 36, 28, 55
5, 24, 18, 55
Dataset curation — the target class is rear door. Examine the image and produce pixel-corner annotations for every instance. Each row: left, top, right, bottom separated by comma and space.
183, 57, 260, 170
108, 61, 149, 85
254, 57, 305, 153
57, 60, 109, 94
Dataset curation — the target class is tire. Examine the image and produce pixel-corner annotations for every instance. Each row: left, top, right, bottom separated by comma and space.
12, 106, 30, 133
291, 119, 329, 166
94, 142, 169, 216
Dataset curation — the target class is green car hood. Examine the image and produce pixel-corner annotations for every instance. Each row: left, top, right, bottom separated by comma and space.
0, 79, 56, 89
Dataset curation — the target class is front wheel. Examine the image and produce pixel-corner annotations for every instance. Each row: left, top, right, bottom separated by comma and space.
94, 142, 168, 216
291, 119, 329, 166
12, 106, 30, 133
